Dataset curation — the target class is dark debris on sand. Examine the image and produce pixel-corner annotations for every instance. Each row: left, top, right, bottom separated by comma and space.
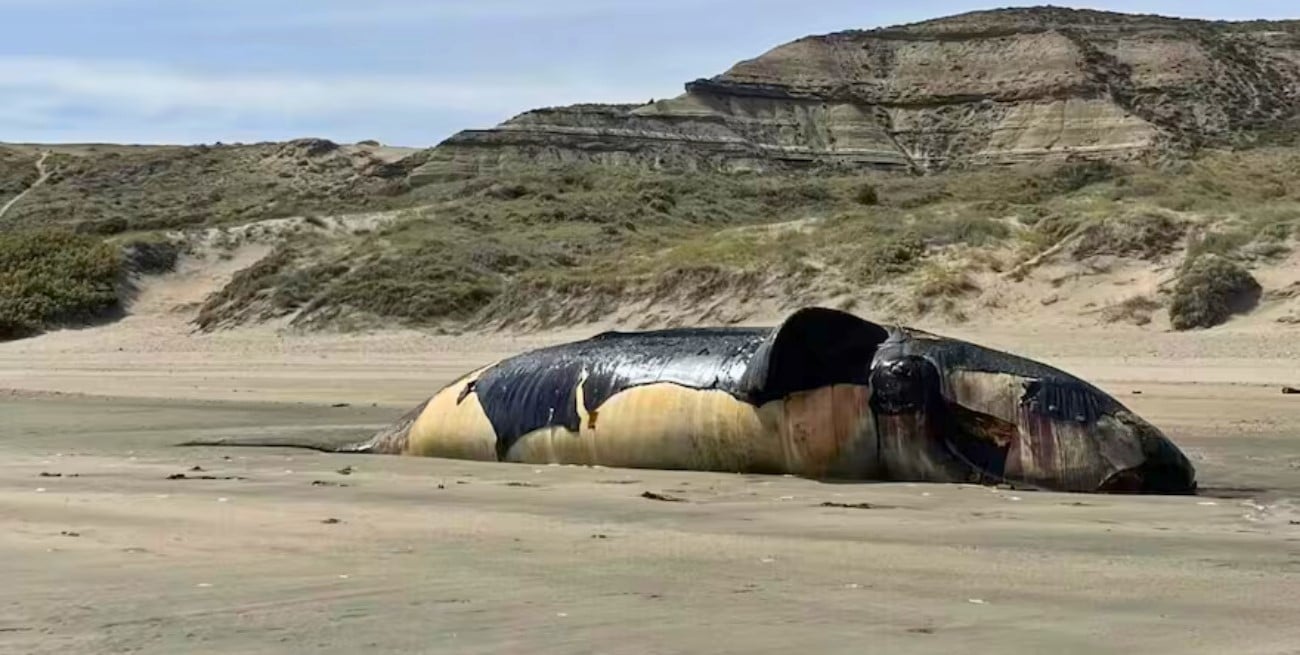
641, 491, 687, 502
819, 501, 880, 510
166, 473, 246, 481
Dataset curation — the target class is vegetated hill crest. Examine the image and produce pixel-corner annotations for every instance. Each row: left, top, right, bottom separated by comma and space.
0, 139, 428, 233
418, 6, 1300, 180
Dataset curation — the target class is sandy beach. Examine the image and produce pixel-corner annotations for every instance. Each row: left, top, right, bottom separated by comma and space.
2, 287, 1299, 654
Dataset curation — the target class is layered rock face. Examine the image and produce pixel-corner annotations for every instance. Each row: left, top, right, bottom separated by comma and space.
418, 7, 1300, 179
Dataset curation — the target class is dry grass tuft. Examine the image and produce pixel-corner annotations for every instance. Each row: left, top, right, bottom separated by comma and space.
911, 264, 980, 318
1101, 295, 1162, 326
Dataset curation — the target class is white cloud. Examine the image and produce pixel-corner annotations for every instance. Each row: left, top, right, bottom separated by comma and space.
0, 56, 678, 143
0, 56, 661, 116
263, 0, 752, 23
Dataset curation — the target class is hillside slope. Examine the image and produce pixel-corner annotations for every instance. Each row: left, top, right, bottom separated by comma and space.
0, 140, 428, 234
421, 7, 1300, 179
135, 150, 1300, 337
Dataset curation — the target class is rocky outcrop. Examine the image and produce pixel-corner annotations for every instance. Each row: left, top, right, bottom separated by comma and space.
416, 7, 1300, 180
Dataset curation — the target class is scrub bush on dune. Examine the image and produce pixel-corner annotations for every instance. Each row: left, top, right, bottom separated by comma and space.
1168, 254, 1261, 330
0, 229, 122, 340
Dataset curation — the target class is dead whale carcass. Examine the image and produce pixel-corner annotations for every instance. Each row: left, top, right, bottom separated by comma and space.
353, 307, 1195, 494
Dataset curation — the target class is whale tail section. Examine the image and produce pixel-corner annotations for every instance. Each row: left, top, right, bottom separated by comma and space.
176, 398, 431, 454
174, 436, 376, 453
363, 397, 428, 454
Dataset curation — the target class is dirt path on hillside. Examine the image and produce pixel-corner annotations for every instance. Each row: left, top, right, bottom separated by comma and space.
0, 151, 50, 220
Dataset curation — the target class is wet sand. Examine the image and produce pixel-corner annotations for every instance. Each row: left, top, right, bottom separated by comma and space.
2, 325, 1300, 654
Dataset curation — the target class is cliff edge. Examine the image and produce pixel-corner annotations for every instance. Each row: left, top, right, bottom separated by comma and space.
419, 7, 1300, 179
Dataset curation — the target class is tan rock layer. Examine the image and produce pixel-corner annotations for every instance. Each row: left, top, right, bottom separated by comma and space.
416, 8, 1300, 179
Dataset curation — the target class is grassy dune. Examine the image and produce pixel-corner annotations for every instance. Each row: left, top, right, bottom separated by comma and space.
186, 149, 1300, 333
4, 143, 1300, 339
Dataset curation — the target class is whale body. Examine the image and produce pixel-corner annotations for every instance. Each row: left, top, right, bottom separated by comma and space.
350, 307, 1196, 494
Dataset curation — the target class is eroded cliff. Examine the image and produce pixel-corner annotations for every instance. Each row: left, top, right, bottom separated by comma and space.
417, 7, 1300, 180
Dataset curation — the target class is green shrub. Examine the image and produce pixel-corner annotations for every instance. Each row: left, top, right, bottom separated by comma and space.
1047, 160, 1122, 195
120, 238, 181, 275
756, 178, 834, 208
854, 183, 880, 206
1169, 255, 1261, 330
0, 230, 122, 340
75, 216, 130, 236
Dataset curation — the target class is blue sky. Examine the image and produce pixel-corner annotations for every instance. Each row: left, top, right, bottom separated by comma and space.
2, 1, 1295, 146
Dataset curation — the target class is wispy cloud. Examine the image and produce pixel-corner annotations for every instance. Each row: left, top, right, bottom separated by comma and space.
253, 0, 757, 23
0, 56, 660, 116
0, 56, 675, 144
